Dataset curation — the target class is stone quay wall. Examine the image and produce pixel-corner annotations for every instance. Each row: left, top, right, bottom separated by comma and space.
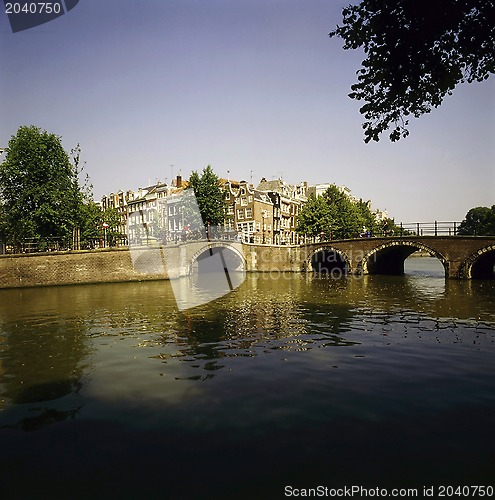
0, 248, 168, 289
0, 244, 303, 289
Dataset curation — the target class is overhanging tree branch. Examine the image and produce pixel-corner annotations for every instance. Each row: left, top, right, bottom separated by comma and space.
330, 0, 495, 142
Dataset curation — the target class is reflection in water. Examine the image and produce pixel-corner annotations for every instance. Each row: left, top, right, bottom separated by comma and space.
0, 261, 494, 498
404, 254, 445, 277
0, 287, 90, 410
3, 405, 81, 432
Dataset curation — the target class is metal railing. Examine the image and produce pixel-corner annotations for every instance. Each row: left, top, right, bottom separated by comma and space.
397, 221, 461, 237
326, 222, 463, 240
7, 236, 70, 254
1, 236, 129, 254
0, 223, 466, 255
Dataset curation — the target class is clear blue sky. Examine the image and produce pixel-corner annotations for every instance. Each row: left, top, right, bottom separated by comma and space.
1, 0, 494, 222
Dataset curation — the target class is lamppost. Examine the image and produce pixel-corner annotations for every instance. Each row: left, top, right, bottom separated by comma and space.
262, 210, 267, 244
0, 148, 6, 254
102, 222, 109, 248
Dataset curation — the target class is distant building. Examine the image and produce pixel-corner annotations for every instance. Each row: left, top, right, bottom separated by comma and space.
126, 176, 189, 244
100, 190, 135, 236
256, 178, 308, 245
306, 183, 356, 201
224, 180, 275, 244
373, 208, 389, 222
102, 175, 189, 245
102, 172, 389, 246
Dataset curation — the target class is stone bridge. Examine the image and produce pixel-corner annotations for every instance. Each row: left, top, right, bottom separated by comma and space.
295, 236, 495, 279
1, 236, 495, 289
161, 236, 495, 279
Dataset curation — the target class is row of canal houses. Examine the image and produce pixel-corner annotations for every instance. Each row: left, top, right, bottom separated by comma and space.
101, 175, 378, 246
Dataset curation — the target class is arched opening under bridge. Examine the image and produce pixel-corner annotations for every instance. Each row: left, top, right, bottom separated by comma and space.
404, 251, 446, 277
363, 242, 447, 277
466, 247, 495, 279
191, 245, 245, 276
309, 248, 349, 277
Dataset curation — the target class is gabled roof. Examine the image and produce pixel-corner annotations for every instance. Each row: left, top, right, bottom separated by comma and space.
257, 178, 285, 192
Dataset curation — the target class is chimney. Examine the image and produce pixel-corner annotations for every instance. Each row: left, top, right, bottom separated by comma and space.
176, 174, 182, 188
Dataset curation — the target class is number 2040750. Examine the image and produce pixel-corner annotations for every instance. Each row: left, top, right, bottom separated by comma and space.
438, 485, 493, 497
5, 3, 62, 14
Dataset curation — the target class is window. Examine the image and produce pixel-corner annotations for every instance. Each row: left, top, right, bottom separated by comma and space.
237, 209, 244, 219
241, 197, 247, 206
248, 196, 253, 202
245, 208, 252, 218
227, 205, 234, 215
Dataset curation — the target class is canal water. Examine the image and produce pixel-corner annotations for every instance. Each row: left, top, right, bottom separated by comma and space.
0, 258, 494, 499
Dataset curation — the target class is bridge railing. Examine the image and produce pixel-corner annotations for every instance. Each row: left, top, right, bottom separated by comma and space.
396, 221, 462, 237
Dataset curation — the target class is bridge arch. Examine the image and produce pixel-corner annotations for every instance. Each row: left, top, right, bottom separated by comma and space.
189, 242, 246, 276
305, 246, 351, 277
359, 240, 448, 276
461, 244, 495, 279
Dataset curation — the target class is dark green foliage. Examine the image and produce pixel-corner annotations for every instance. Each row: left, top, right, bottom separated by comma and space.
102, 207, 123, 246
330, 0, 495, 142
0, 126, 85, 248
296, 194, 333, 239
458, 206, 495, 235
297, 184, 380, 240
322, 185, 365, 239
186, 165, 226, 228
79, 200, 102, 246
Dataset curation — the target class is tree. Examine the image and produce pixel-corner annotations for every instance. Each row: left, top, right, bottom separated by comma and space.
458, 206, 495, 235
297, 185, 369, 240
329, 0, 495, 142
79, 200, 102, 248
0, 126, 84, 249
297, 184, 397, 240
102, 207, 123, 246
296, 194, 333, 239
186, 165, 226, 230
322, 185, 365, 239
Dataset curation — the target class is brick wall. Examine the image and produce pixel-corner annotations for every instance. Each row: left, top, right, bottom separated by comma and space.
0, 248, 168, 289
